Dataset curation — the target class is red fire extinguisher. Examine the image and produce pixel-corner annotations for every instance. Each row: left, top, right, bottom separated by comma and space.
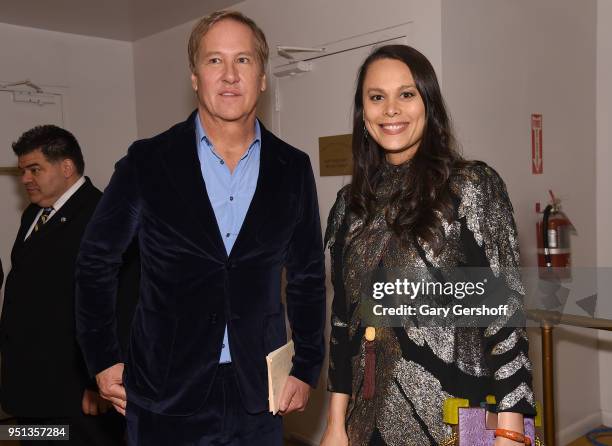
536, 191, 574, 279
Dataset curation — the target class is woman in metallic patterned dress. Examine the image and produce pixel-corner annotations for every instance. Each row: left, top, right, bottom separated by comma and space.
319, 45, 536, 446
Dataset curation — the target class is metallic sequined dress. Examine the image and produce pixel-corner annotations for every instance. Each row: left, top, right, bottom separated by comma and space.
325, 161, 536, 446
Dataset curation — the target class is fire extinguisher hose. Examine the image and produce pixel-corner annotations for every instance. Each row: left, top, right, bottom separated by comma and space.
542, 204, 553, 267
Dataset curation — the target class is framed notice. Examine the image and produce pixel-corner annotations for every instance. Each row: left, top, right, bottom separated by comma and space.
319, 134, 353, 176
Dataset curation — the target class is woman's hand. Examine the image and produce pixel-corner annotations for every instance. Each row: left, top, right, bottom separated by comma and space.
495, 412, 526, 446
320, 421, 349, 446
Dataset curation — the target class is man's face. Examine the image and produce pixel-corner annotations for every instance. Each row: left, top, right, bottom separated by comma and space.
190, 19, 266, 124
18, 149, 71, 207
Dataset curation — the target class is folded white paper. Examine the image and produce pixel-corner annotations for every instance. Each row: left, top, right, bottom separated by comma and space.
266, 340, 294, 414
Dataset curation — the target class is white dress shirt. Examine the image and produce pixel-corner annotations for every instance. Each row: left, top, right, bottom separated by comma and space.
24, 176, 86, 240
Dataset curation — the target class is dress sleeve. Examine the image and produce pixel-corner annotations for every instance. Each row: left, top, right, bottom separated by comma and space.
325, 185, 353, 395
458, 163, 536, 415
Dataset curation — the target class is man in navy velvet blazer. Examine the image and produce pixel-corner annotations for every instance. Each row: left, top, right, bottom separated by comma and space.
75, 10, 325, 446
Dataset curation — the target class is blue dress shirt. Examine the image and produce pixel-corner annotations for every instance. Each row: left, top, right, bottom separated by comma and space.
195, 114, 261, 363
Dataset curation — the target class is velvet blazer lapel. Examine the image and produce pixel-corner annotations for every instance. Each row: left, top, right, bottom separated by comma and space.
159, 111, 227, 260
229, 124, 284, 260
159, 111, 286, 262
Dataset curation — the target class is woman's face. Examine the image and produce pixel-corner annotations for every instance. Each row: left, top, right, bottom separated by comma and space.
362, 58, 426, 165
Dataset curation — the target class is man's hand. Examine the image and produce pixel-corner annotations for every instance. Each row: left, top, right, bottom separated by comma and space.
278, 376, 311, 415
96, 362, 127, 415
81, 388, 112, 416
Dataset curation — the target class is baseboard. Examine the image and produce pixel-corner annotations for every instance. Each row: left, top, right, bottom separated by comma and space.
558, 411, 603, 445
602, 410, 612, 427
285, 432, 316, 446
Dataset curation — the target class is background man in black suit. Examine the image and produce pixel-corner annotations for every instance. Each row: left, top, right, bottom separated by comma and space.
76, 10, 326, 446
0, 125, 131, 445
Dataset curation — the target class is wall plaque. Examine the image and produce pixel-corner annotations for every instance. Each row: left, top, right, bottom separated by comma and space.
319, 133, 353, 177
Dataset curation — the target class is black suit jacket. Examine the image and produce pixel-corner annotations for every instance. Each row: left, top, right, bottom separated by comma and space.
0, 179, 102, 417
0, 178, 139, 417
76, 111, 326, 415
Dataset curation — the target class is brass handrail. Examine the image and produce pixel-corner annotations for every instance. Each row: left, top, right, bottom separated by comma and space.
527, 309, 612, 331
526, 309, 612, 446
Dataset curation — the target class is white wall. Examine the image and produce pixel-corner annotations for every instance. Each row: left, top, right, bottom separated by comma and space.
0, 23, 138, 191
597, 0, 612, 428
0, 23, 138, 303
442, 0, 600, 443
133, 23, 196, 139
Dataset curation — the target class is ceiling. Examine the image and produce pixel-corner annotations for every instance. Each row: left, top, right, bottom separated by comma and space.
0, 0, 239, 41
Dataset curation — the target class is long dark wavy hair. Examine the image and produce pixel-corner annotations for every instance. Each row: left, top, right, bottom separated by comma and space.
350, 44, 466, 253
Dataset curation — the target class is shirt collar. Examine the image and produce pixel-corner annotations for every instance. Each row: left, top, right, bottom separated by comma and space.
50, 176, 86, 212
195, 113, 261, 161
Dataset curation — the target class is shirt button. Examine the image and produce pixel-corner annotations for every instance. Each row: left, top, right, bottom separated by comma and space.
229, 196, 234, 201
226, 233, 230, 238
220, 160, 224, 165
222, 344, 226, 348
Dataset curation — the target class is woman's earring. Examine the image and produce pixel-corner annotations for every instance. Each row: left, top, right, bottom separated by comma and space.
363, 123, 369, 141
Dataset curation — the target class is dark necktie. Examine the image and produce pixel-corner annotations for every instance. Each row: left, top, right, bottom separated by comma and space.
33, 207, 54, 233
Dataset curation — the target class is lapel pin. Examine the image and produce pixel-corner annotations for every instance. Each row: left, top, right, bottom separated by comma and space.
61, 217, 67, 223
